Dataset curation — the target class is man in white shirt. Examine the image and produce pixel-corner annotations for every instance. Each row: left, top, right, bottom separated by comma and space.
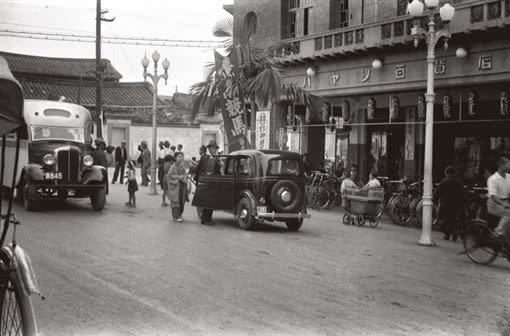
363, 172, 381, 190
341, 165, 360, 211
487, 156, 510, 246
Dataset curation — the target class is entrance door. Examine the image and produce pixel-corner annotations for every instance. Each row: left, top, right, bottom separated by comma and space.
369, 127, 405, 179
111, 127, 126, 147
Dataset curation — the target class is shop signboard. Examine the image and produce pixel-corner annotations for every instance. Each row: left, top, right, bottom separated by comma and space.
501, 91, 509, 116
417, 95, 426, 119
367, 97, 376, 121
468, 90, 479, 116
443, 94, 452, 119
389, 95, 400, 121
256, 110, 270, 150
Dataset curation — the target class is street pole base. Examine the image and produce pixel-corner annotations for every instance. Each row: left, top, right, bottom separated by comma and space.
417, 240, 437, 247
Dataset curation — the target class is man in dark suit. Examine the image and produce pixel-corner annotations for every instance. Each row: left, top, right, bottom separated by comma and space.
112, 140, 128, 184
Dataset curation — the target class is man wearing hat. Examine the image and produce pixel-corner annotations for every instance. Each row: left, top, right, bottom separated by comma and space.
112, 140, 128, 184
198, 140, 223, 225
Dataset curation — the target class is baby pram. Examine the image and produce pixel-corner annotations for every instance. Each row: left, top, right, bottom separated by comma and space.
343, 187, 384, 228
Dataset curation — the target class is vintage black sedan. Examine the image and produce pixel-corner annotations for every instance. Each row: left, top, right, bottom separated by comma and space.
192, 149, 310, 231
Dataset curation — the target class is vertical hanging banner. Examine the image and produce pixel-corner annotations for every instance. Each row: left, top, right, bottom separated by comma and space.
255, 110, 270, 149
215, 48, 247, 152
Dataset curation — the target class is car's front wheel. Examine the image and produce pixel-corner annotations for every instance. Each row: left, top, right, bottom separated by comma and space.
236, 198, 255, 230
286, 218, 303, 232
90, 186, 106, 211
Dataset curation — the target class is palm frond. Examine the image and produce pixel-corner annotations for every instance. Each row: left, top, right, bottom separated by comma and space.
240, 12, 257, 46
281, 83, 326, 118
213, 16, 233, 38
244, 67, 282, 108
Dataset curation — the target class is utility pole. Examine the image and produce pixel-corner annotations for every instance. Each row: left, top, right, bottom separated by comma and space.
95, 0, 114, 138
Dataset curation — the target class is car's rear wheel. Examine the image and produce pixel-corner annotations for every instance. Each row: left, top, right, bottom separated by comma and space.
90, 186, 106, 211
286, 218, 303, 232
236, 198, 254, 230
270, 180, 302, 213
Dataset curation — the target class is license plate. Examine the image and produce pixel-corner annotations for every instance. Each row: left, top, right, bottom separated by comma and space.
45, 172, 63, 180
257, 206, 267, 213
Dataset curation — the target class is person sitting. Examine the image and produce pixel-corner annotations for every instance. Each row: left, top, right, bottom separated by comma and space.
363, 172, 381, 190
340, 165, 360, 212
487, 156, 510, 249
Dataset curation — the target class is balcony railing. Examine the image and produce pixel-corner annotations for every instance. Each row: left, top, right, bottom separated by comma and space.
275, 0, 510, 61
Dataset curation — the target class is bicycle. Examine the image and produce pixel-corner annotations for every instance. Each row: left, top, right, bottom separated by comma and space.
0, 58, 42, 335
463, 218, 510, 265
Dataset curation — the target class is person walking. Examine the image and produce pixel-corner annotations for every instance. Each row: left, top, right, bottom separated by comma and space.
112, 140, 128, 184
140, 141, 151, 186
434, 166, 464, 241
125, 161, 138, 207
198, 140, 223, 225
166, 152, 189, 222
158, 141, 167, 186
161, 154, 174, 207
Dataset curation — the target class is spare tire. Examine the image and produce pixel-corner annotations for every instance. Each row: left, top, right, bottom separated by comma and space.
270, 180, 302, 213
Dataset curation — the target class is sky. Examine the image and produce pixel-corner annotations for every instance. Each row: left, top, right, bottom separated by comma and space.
0, 0, 233, 96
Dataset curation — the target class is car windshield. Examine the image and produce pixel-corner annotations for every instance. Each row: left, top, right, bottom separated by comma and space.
31, 126, 85, 142
268, 159, 300, 176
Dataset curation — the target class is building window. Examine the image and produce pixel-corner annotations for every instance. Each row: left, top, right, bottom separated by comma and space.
330, 0, 349, 29
283, 0, 313, 39
288, 11, 297, 38
397, 0, 408, 17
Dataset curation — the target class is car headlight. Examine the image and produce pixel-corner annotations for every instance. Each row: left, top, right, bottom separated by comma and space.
83, 155, 94, 167
43, 154, 56, 165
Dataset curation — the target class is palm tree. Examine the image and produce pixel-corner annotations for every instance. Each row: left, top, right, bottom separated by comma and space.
190, 12, 324, 149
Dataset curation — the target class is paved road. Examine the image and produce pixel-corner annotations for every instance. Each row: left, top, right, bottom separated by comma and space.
8, 183, 510, 335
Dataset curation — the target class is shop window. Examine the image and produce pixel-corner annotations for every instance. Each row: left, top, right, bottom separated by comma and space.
397, 0, 408, 17
369, 131, 388, 176
283, 0, 313, 39
331, 0, 349, 29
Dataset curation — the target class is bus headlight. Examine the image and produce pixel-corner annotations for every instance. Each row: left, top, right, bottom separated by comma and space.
83, 155, 94, 167
43, 154, 56, 166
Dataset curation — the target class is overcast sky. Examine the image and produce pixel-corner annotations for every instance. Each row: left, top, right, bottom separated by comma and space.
0, 0, 232, 96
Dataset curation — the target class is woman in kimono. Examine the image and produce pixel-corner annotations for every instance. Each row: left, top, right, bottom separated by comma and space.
166, 152, 189, 222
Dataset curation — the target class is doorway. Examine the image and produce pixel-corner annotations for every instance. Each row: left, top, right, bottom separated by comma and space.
368, 126, 405, 179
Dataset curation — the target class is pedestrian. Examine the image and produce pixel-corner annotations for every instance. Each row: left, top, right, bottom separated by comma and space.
166, 151, 189, 222
125, 160, 138, 207
161, 154, 174, 207
363, 171, 381, 190
158, 141, 167, 186
91, 138, 108, 168
188, 156, 198, 178
194, 145, 209, 182
340, 164, 361, 212
112, 140, 128, 184
198, 140, 222, 225
434, 166, 464, 241
487, 156, 510, 247
140, 141, 151, 186
302, 153, 312, 176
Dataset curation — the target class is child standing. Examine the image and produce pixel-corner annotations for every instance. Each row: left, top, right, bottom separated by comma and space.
126, 161, 138, 207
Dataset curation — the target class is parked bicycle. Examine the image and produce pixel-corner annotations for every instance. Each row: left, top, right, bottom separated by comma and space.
0, 57, 41, 335
463, 218, 510, 265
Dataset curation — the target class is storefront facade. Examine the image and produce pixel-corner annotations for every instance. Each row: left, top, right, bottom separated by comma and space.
275, 37, 510, 183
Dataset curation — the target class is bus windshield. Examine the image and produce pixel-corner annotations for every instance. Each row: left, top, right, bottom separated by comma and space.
31, 126, 85, 142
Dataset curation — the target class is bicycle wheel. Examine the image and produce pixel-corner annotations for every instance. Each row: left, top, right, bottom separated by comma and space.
310, 186, 329, 210
390, 196, 411, 225
0, 270, 37, 336
463, 219, 499, 265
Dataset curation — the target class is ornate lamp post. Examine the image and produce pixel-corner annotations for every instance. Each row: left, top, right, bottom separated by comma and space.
408, 0, 455, 246
141, 51, 170, 195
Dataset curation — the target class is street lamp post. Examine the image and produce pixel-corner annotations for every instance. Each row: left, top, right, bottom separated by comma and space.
408, 0, 455, 246
141, 51, 170, 195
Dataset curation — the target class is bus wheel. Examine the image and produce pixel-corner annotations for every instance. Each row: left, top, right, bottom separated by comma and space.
23, 182, 37, 211
90, 186, 106, 211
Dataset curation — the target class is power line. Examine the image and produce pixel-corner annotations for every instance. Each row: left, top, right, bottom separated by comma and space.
0, 29, 222, 44
0, 33, 222, 48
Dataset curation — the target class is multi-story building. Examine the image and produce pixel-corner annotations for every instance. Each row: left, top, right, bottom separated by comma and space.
232, 0, 510, 183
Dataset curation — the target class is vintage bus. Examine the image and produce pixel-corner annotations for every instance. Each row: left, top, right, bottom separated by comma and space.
0, 99, 107, 211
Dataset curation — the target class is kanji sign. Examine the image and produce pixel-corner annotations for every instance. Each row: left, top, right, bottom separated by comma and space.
478, 55, 493, 71
255, 110, 270, 150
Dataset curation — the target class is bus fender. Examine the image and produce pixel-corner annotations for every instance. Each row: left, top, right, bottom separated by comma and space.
82, 166, 106, 185
23, 164, 44, 182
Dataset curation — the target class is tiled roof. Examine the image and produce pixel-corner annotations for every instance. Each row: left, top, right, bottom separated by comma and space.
0, 51, 122, 81
20, 78, 163, 109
